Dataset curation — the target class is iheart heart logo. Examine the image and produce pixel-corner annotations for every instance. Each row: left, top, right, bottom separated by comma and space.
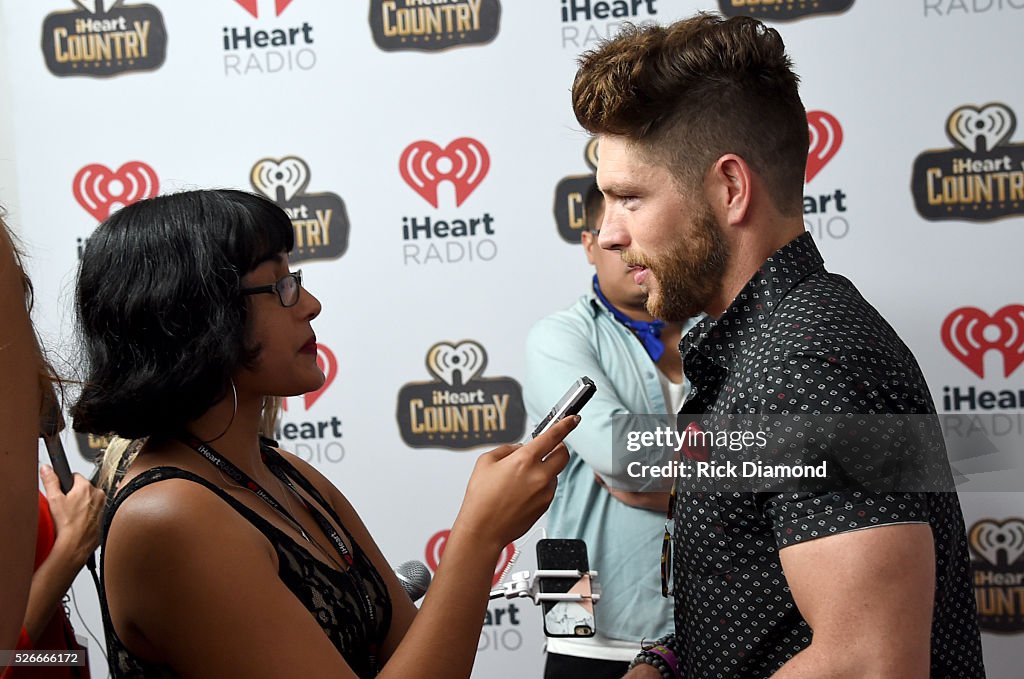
284, 343, 338, 411
942, 306, 1024, 379
425, 529, 515, 587
72, 162, 160, 221
399, 138, 490, 208
805, 111, 843, 184
234, 0, 294, 18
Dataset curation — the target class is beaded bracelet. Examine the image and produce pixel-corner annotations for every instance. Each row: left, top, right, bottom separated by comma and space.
629, 635, 681, 679
628, 641, 680, 679
627, 650, 675, 679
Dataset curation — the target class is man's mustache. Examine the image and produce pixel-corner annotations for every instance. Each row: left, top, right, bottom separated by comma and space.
620, 250, 654, 269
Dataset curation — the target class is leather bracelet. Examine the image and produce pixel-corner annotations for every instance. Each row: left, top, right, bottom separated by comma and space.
646, 643, 680, 677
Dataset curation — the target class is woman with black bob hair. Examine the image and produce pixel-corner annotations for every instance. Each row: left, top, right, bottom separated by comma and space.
73, 189, 576, 679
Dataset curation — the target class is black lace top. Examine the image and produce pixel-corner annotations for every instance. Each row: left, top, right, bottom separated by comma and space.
98, 460, 392, 678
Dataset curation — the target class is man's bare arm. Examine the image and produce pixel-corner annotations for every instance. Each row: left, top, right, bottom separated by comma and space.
771, 523, 935, 678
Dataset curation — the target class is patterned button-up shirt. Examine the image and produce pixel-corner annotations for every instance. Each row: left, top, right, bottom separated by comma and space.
668, 233, 985, 678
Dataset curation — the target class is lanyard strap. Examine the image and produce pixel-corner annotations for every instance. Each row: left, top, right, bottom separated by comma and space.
178, 434, 354, 564
178, 433, 380, 670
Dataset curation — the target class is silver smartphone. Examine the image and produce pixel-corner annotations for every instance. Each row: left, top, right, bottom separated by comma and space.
530, 376, 597, 439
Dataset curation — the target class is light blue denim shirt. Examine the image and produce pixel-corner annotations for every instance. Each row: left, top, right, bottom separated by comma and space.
524, 293, 695, 642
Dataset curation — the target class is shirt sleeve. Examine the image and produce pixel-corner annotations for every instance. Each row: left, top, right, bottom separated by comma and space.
764, 490, 929, 549
758, 353, 933, 548
524, 311, 654, 484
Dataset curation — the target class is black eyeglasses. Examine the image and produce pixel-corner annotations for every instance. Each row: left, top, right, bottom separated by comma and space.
240, 270, 303, 308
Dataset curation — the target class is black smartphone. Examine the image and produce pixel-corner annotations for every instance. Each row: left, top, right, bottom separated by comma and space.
531, 377, 597, 439
535, 538, 595, 638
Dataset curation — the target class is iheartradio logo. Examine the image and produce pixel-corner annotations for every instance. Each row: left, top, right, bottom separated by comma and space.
72, 162, 159, 221
234, 0, 294, 18
283, 343, 339, 411
942, 305, 1024, 379
805, 111, 843, 184
425, 529, 515, 587
400, 138, 490, 208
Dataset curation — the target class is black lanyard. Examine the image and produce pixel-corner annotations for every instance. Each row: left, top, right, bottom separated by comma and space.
178, 433, 380, 672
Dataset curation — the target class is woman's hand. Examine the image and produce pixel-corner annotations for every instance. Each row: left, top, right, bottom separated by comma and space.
40, 465, 105, 568
453, 415, 577, 555
22, 468, 106, 641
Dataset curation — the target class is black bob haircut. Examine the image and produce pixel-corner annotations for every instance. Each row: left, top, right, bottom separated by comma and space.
71, 189, 294, 439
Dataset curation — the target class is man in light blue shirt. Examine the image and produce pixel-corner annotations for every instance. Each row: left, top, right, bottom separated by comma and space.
525, 183, 699, 679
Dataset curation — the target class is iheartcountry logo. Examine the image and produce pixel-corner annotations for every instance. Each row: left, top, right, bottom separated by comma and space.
369, 0, 501, 52
425, 529, 515, 587
552, 137, 598, 244
719, 0, 854, 21
912, 103, 1024, 222
223, 0, 316, 76
250, 156, 349, 263
559, 0, 659, 50
942, 306, 1024, 379
400, 138, 490, 208
42, 0, 167, 78
396, 340, 525, 448
969, 517, 1024, 633
73, 432, 112, 464
275, 342, 345, 466
234, 0, 293, 17
803, 110, 850, 241
73, 161, 159, 221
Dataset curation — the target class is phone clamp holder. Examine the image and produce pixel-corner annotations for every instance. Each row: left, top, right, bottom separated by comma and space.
488, 569, 601, 606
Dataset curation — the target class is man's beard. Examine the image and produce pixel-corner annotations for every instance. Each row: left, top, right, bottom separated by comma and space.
626, 207, 729, 322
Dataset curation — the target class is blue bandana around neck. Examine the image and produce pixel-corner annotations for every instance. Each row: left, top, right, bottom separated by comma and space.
592, 274, 665, 362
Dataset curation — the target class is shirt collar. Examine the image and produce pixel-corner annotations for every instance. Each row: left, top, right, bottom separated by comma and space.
679, 232, 825, 367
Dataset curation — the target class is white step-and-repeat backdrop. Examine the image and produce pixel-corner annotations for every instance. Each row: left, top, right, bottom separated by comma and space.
1, 1, 1021, 677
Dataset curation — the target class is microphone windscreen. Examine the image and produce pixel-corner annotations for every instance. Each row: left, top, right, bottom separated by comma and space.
394, 560, 431, 603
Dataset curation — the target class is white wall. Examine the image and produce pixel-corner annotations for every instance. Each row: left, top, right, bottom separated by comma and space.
3, 1, 1022, 678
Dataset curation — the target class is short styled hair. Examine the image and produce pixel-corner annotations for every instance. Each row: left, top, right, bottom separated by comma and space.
71, 189, 294, 439
572, 13, 808, 216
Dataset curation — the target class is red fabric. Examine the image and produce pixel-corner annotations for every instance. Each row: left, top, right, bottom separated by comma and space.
35, 492, 55, 569
1, 493, 87, 679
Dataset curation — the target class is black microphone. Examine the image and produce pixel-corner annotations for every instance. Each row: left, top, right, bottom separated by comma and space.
40, 389, 74, 494
39, 387, 99, 576
394, 560, 431, 603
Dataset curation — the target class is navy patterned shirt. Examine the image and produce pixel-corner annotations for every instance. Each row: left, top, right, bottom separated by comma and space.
668, 233, 985, 678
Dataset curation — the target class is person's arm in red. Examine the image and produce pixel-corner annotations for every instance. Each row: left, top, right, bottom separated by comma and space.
20, 468, 105, 642
0, 224, 43, 650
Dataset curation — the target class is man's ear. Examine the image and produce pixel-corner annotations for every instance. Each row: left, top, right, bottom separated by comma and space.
706, 154, 753, 226
581, 230, 598, 265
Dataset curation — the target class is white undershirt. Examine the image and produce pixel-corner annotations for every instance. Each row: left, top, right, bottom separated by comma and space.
545, 634, 641, 661
658, 370, 687, 413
